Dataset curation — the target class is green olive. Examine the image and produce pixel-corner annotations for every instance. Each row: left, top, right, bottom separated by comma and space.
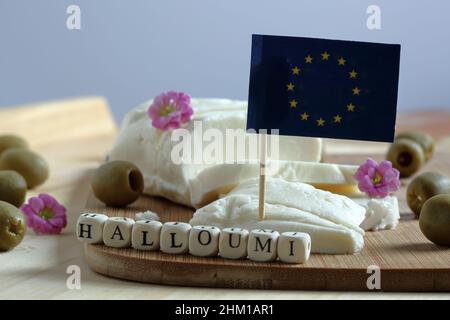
0, 148, 49, 189
407, 172, 450, 218
91, 161, 144, 207
396, 131, 434, 161
0, 171, 27, 207
0, 134, 28, 155
419, 194, 450, 246
0, 200, 27, 251
386, 139, 424, 178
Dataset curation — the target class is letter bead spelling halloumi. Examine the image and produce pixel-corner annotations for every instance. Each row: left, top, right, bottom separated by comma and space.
188, 226, 220, 257
103, 217, 134, 248
160, 222, 191, 254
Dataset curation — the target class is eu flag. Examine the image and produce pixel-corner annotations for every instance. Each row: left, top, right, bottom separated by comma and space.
247, 34, 401, 142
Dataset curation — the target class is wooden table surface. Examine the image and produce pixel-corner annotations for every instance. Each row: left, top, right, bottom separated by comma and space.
1, 97, 450, 299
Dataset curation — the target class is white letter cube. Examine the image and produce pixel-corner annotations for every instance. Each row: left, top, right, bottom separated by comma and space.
76, 213, 108, 244
103, 217, 134, 248
247, 229, 279, 262
277, 232, 311, 264
219, 227, 249, 259
132, 220, 162, 250
160, 222, 191, 254
189, 226, 220, 257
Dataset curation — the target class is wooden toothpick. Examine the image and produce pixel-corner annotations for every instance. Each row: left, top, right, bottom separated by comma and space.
258, 133, 267, 221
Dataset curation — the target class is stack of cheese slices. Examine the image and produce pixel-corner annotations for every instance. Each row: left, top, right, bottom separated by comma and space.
109, 98, 400, 255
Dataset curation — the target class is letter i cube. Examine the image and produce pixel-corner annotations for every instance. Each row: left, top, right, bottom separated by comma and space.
132, 220, 162, 250
76, 213, 109, 244
160, 222, 191, 254
247, 229, 279, 262
219, 227, 249, 259
277, 232, 311, 264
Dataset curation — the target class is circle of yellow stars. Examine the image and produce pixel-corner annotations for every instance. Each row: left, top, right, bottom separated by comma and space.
287, 51, 362, 127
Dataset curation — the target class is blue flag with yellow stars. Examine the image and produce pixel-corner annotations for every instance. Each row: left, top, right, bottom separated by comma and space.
247, 34, 401, 142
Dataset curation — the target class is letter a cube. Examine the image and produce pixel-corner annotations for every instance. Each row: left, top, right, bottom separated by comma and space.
103, 217, 134, 248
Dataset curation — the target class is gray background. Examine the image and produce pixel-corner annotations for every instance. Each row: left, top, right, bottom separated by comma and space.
1, 0, 449, 121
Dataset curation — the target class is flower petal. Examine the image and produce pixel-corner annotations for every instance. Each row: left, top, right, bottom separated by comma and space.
48, 217, 66, 231
25, 212, 37, 228
377, 160, 393, 175
52, 203, 66, 217
29, 197, 44, 213
38, 193, 57, 209
20, 204, 34, 217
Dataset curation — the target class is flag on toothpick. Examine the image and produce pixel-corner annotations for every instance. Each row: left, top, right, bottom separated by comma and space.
246, 34, 401, 220
247, 34, 401, 142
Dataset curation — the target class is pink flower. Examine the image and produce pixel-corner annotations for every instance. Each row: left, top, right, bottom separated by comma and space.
20, 193, 67, 235
354, 158, 400, 198
147, 91, 193, 131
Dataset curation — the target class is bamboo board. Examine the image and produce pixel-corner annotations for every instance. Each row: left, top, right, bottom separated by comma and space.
83, 143, 450, 292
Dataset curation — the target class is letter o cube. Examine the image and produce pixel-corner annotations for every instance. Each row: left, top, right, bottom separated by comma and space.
189, 226, 220, 257
160, 222, 191, 254
247, 229, 279, 262
277, 232, 311, 264
219, 227, 249, 259
103, 217, 134, 248
132, 220, 162, 251
76, 213, 108, 244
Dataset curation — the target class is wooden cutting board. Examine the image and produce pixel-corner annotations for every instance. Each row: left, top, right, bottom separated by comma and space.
83, 136, 450, 292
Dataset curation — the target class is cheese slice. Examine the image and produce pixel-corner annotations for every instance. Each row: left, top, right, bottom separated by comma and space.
228, 178, 366, 235
189, 160, 360, 207
189, 194, 364, 254
109, 98, 322, 207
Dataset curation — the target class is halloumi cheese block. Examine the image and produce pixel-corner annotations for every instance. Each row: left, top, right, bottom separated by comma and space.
108, 98, 322, 207
355, 196, 400, 231
228, 178, 366, 235
189, 194, 364, 254
190, 161, 360, 208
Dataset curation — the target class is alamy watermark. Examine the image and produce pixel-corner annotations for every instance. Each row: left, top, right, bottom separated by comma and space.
170, 121, 280, 174
66, 265, 81, 290
366, 265, 381, 290
367, 5, 381, 30
66, 5, 81, 30
66, 5, 380, 31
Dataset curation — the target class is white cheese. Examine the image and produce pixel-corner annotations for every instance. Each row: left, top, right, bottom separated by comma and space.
109, 98, 322, 207
228, 178, 366, 235
355, 196, 400, 231
190, 160, 360, 207
189, 194, 364, 254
